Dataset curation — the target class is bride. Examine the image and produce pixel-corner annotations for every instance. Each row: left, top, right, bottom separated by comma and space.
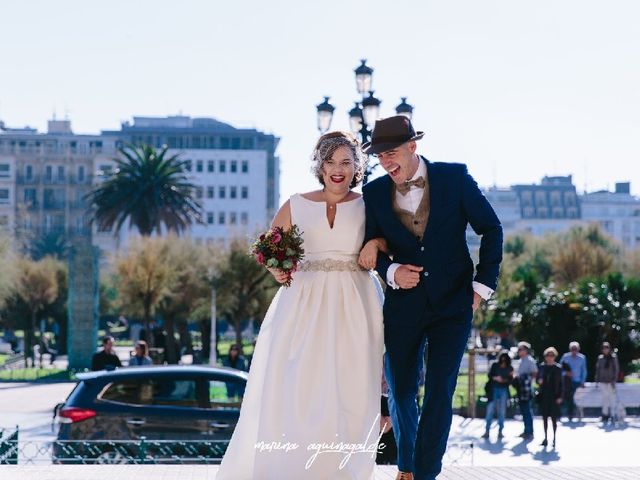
216, 131, 387, 479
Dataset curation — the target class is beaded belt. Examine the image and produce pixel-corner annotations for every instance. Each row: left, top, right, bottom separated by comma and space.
297, 258, 366, 272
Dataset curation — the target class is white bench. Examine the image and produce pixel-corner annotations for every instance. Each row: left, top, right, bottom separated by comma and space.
573, 382, 640, 420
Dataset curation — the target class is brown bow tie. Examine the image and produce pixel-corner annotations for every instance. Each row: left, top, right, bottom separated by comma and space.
396, 176, 426, 196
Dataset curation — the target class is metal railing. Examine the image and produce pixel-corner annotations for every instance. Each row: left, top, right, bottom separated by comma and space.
0, 428, 473, 466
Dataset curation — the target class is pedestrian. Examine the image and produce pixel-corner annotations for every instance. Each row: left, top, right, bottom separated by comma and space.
514, 341, 537, 439
536, 347, 563, 448
559, 341, 587, 421
595, 342, 620, 424
91, 336, 122, 371
222, 344, 247, 398
482, 352, 514, 440
129, 340, 153, 366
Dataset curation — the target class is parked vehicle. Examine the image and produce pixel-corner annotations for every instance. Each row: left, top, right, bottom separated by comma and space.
53, 365, 248, 463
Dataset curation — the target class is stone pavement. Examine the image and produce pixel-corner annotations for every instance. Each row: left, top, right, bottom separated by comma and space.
0, 465, 638, 480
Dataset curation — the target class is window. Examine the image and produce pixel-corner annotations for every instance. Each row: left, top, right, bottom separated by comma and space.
207, 186, 214, 199
196, 160, 203, 173
209, 378, 244, 408
0, 189, 9, 203
219, 186, 226, 199
207, 212, 214, 224
241, 212, 248, 225
218, 212, 226, 224
207, 160, 214, 173
230, 212, 237, 225
219, 160, 226, 173
230, 160, 237, 173
230, 186, 237, 199
185, 160, 192, 172
0, 164, 9, 178
241, 186, 248, 199
77, 165, 85, 182
195, 187, 203, 199
100, 379, 199, 407
45, 165, 53, 181
57, 166, 65, 181
24, 189, 36, 206
99, 164, 112, 176
25, 165, 33, 180
241, 160, 249, 173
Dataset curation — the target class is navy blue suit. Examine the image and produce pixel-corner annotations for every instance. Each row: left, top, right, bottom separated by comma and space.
363, 157, 502, 479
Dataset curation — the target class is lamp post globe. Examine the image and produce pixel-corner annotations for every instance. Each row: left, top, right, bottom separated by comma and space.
354, 59, 373, 95
395, 97, 414, 120
316, 96, 335, 134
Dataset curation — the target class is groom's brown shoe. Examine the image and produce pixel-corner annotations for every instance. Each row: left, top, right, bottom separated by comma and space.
395, 472, 414, 480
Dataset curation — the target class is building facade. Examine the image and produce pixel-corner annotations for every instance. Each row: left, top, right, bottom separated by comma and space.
0, 115, 279, 255
0, 119, 117, 252
101, 115, 280, 250
471, 176, 640, 251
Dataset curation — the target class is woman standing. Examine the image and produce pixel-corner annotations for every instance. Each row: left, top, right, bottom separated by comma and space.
482, 352, 514, 440
595, 342, 620, 424
216, 132, 386, 479
129, 340, 152, 366
537, 347, 563, 447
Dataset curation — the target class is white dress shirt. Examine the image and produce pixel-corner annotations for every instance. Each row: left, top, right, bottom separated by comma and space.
385, 158, 494, 300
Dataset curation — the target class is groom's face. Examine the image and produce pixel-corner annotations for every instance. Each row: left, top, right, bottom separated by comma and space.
376, 141, 419, 184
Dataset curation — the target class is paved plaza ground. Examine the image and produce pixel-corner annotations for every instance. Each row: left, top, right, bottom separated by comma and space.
1, 382, 639, 478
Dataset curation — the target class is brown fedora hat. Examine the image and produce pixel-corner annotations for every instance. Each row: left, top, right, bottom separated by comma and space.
362, 115, 424, 155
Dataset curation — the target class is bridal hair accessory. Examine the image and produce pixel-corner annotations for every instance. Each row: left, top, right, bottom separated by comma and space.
310, 132, 368, 187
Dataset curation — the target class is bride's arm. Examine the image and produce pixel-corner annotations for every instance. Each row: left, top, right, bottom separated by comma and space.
270, 199, 292, 230
358, 237, 390, 270
266, 200, 292, 284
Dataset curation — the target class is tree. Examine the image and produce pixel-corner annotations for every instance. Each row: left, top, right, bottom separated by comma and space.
156, 236, 212, 363
550, 225, 616, 285
212, 238, 278, 347
14, 256, 63, 365
112, 237, 173, 347
85, 144, 201, 236
0, 235, 16, 311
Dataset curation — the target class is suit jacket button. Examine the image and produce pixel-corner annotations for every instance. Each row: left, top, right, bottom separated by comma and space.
423, 271, 429, 277
420, 246, 425, 251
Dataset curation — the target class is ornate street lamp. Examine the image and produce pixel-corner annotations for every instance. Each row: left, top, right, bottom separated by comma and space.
315, 59, 414, 184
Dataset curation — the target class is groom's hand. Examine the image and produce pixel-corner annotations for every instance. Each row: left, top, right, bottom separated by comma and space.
394, 264, 423, 289
472, 292, 483, 312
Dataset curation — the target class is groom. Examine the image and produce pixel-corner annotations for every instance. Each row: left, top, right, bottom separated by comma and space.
362, 116, 503, 480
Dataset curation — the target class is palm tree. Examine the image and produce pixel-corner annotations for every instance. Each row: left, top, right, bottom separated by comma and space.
85, 144, 201, 236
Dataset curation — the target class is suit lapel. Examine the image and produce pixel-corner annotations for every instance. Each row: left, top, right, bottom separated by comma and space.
422, 157, 444, 240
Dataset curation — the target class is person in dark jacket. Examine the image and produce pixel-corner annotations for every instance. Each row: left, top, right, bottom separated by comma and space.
482, 352, 514, 440
536, 347, 563, 447
595, 342, 620, 423
91, 336, 122, 371
222, 344, 247, 398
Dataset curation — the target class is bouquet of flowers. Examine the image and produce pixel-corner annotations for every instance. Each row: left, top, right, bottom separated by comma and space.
250, 225, 305, 287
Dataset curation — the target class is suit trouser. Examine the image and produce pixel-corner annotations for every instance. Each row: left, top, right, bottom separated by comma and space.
384, 307, 472, 480
600, 383, 616, 417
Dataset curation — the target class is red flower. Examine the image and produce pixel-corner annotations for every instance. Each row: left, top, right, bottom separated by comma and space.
276, 251, 286, 261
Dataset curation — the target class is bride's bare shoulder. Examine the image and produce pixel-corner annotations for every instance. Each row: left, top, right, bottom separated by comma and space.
299, 190, 324, 201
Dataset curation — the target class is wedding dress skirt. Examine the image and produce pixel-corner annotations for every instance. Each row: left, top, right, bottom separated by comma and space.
216, 194, 384, 479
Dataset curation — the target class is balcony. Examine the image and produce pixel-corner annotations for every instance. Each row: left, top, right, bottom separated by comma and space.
42, 177, 68, 185
42, 200, 66, 210
68, 174, 94, 185
16, 174, 41, 185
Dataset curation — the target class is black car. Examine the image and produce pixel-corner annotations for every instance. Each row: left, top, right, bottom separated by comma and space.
53, 365, 247, 463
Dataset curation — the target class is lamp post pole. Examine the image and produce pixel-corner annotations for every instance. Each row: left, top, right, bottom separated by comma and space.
316, 59, 414, 184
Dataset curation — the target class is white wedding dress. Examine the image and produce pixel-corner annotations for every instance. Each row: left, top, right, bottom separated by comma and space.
216, 193, 384, 480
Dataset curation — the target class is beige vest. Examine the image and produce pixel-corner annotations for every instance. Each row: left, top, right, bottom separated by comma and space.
391, 169, 430, 241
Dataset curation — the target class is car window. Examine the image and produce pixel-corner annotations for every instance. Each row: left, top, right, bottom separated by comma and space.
100, 379, 199, 407
209, 378, 244, 409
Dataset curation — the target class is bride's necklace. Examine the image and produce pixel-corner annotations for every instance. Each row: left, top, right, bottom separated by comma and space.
323, 188, 350, 210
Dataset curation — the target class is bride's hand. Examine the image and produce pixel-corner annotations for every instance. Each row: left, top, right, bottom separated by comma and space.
267, 267, 289, 284
358, 238, 388, 270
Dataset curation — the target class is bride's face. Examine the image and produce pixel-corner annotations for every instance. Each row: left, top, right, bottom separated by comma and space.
321, 146, 355, 193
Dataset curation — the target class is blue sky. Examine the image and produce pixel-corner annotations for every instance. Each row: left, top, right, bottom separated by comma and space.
1, 0, 639, 199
